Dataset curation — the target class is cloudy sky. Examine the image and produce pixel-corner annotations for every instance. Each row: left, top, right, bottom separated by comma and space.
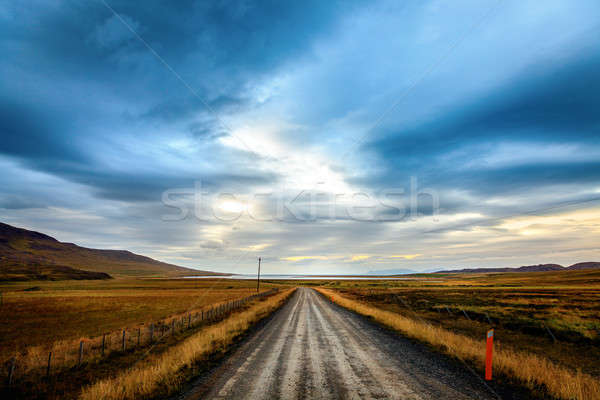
1, 0, 599, 274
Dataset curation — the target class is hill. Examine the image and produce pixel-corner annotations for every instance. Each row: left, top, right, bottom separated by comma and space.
0, 222, 224, 280
566, 262, 600, 270
436, 263, 599, 274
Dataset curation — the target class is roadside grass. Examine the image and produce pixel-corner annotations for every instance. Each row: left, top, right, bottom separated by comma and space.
315, 283, 600, 377
0, 278, 280, 387
286, 270, 600, 377
316, 287, 600, 400
0, 278, 277, 359
79, 288, 296, 400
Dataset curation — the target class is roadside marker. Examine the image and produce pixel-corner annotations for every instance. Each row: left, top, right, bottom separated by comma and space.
485, 329, 494, 380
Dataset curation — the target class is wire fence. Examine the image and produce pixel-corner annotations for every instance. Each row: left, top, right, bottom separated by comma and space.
1, 288, 278, 388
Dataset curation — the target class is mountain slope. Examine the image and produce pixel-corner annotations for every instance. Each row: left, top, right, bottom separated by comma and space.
0, 222, 223, 280
566, 262, 600, 270
436, 263, 599, 274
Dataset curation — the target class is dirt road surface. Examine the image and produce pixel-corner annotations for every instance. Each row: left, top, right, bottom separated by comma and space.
178, 288, 514, 400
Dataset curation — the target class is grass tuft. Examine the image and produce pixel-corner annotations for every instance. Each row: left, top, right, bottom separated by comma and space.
316, 287, 600, 400
79, 288, 295, 400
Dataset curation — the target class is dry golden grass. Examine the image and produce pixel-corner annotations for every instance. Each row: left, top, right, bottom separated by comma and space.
316, 287, 600, 400
318, 280, 600, 376
0, 278, 279, 380
79, 288, 295, 400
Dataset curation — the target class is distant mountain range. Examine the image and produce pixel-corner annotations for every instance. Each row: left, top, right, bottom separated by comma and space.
366, 262, 600, 275
433, 262, 600, 274
0, 222, 224, 281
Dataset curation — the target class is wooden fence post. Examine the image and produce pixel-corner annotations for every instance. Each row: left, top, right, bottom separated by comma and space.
78, 341, 84, 366
137, 328, 141, 346
462, 309, 471, 320
485, 313, 493, 325
46, 352, 52, 377
171, 319, 175, 334
101, 334, 106, 356
122, 330, 126, 351
188, 314, 191, 329
8, 357, 15, 387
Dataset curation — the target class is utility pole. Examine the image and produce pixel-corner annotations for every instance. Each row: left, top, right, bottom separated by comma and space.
256, 257, 261, 293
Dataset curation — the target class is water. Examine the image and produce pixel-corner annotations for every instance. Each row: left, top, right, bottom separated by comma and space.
182, 274, 439, 281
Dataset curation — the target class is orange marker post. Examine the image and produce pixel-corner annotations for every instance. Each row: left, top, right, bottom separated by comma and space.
485, 329, 494, 380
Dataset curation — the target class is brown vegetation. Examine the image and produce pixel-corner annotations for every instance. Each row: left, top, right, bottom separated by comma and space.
0, 279, 277, 365
79, 288, 295, 400
1, 280, 287, 399
316, 286, 600, 400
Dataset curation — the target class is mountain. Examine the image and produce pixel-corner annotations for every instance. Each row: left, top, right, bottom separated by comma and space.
0, 222, 223, 281
566, 262, 600, 270
366, 268, 417, 275
514, 264, 564, 272
435, 263, 598, 274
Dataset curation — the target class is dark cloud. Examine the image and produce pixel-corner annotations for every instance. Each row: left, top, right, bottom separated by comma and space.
0, 194, 46, 210
1, 0, 349, 203
0, 100, 83, 163
361, 51, 600, 195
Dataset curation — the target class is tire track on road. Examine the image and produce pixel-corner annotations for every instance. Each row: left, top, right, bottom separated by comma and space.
180, 288, 509, 400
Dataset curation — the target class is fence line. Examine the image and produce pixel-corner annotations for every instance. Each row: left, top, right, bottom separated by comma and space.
2, 288, 278, 387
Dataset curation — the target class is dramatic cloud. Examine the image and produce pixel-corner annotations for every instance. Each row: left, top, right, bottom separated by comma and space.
1, 0, 599, 273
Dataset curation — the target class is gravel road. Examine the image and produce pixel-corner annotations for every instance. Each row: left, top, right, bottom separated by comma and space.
179, 287, 511, 400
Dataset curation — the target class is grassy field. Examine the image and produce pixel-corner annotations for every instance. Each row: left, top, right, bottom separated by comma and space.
0, 278, 286, 399
300, 269, 600, 399
0, 278, 276, 357
80, 288, 296, 400
2, 270, 599, 399
317, 287, 599, 400
0, 277, 280, 391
